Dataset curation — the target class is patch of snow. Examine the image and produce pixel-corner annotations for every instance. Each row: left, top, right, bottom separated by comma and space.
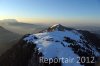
50, 24, 61, 28
92, 47, 100, 56
24, 30, 83, 66
35, 31, 81, 41
23, 29, 99, 66
23, 35, 37, 43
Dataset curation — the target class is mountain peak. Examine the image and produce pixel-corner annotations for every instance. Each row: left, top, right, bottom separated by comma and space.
50, 24, 62, 28
0, 23, 100, 66
44, 24, 74, 32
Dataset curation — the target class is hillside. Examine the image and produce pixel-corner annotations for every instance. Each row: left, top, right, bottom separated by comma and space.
0, 24, 100, 66
0, 26, 22, 55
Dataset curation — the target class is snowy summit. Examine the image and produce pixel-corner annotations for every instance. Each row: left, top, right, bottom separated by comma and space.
23, 24, 100, 66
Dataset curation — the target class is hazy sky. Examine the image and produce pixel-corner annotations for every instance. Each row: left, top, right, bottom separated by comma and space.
0, 0, 100, 24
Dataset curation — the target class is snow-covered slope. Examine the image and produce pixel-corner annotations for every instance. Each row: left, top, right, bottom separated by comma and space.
23, 24, 100, 66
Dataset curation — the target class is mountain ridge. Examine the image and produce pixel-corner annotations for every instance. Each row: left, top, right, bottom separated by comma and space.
0, 24, 100, 66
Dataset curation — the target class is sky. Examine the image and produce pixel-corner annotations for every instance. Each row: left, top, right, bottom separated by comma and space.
0, 0, 100, 25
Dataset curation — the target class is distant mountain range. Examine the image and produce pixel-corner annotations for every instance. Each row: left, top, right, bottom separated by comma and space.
0, 24, 100, 66
71, 25, 100, 38
0, 19, 47, 35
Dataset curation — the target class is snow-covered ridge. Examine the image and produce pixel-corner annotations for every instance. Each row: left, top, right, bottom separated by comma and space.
23, 24, 100, 66
24, 30, 82, 66
50, 24, 61, 28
